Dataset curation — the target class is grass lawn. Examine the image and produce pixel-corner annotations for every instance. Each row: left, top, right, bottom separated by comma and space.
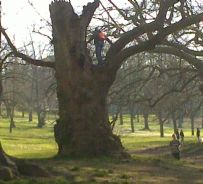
0, 114, 203, 183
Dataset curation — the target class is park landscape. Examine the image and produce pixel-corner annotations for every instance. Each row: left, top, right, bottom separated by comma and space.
1, 0, 203, 183
1, 115, 203, 183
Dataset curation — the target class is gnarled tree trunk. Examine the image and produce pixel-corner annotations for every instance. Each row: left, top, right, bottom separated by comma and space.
50, 1, 124, 157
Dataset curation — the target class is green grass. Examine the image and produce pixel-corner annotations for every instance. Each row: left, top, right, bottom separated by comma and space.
0, 114, 203, 183
0, 117, 57, 158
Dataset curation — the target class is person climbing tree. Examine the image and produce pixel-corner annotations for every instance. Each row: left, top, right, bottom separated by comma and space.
87, 27, 112, 65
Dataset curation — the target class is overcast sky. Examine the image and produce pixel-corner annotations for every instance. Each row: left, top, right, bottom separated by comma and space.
2, 0, 96, 43
2, 0, 128, 45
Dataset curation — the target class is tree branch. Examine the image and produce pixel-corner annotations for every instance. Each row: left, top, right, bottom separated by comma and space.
1, 28, 55, 68
106, 0, 181, 60
150, 46, 203, 71
107, 12, 203, 72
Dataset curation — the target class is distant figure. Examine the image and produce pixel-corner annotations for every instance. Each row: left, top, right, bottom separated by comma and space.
87, 27, 112, 65
180, 129, 184, 145
196, 128, 202, 143
170, 134, 181, 160
174, 129, 180, 140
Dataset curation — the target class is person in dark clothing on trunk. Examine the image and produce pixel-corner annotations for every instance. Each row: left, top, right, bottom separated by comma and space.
87, 28, 112, 65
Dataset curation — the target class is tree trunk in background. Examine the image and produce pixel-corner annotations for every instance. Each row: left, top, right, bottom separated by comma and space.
191, 115, 195, 136
157, 112, 164, 137
119, 107, 124, 125
178, 109, 184, 128
178, 116, 183, 128
171, 111, 177, 132
202, 110, 203, 128
129, 104, 135, 132
9, 106, 15, 133
130, 115, 135, 132
137, 114, 140, 123
37, 110, 46, 128
28, 110, 32, 122
50, 1, 124, 157
143, 112, 150, 130
21, 111, 24, 118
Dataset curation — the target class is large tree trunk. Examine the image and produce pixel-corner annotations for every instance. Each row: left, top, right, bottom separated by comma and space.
50, 1, 124, 157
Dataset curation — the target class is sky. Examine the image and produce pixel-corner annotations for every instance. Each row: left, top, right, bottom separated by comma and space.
2, 0, 127, 46
1, 0, 129, 59
2, 0, 95, 44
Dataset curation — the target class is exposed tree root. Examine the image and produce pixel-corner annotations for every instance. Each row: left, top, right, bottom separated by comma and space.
0, 142, 50, 181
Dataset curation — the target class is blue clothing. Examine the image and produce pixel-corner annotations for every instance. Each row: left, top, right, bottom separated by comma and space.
95, 41, 104, 64
88, 29, 112, 65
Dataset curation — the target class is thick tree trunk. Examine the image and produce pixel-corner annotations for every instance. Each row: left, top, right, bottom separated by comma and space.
50, 1, 124, 157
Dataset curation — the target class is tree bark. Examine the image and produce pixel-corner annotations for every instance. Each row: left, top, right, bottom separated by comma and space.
50, 1, 124, 157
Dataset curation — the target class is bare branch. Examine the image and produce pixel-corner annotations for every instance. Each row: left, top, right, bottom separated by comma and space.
100, 1, 125, 33
32, 30, 52, 41
1, 28, 55, 68
150, 46, 203, 71
107, 12, 203, 72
